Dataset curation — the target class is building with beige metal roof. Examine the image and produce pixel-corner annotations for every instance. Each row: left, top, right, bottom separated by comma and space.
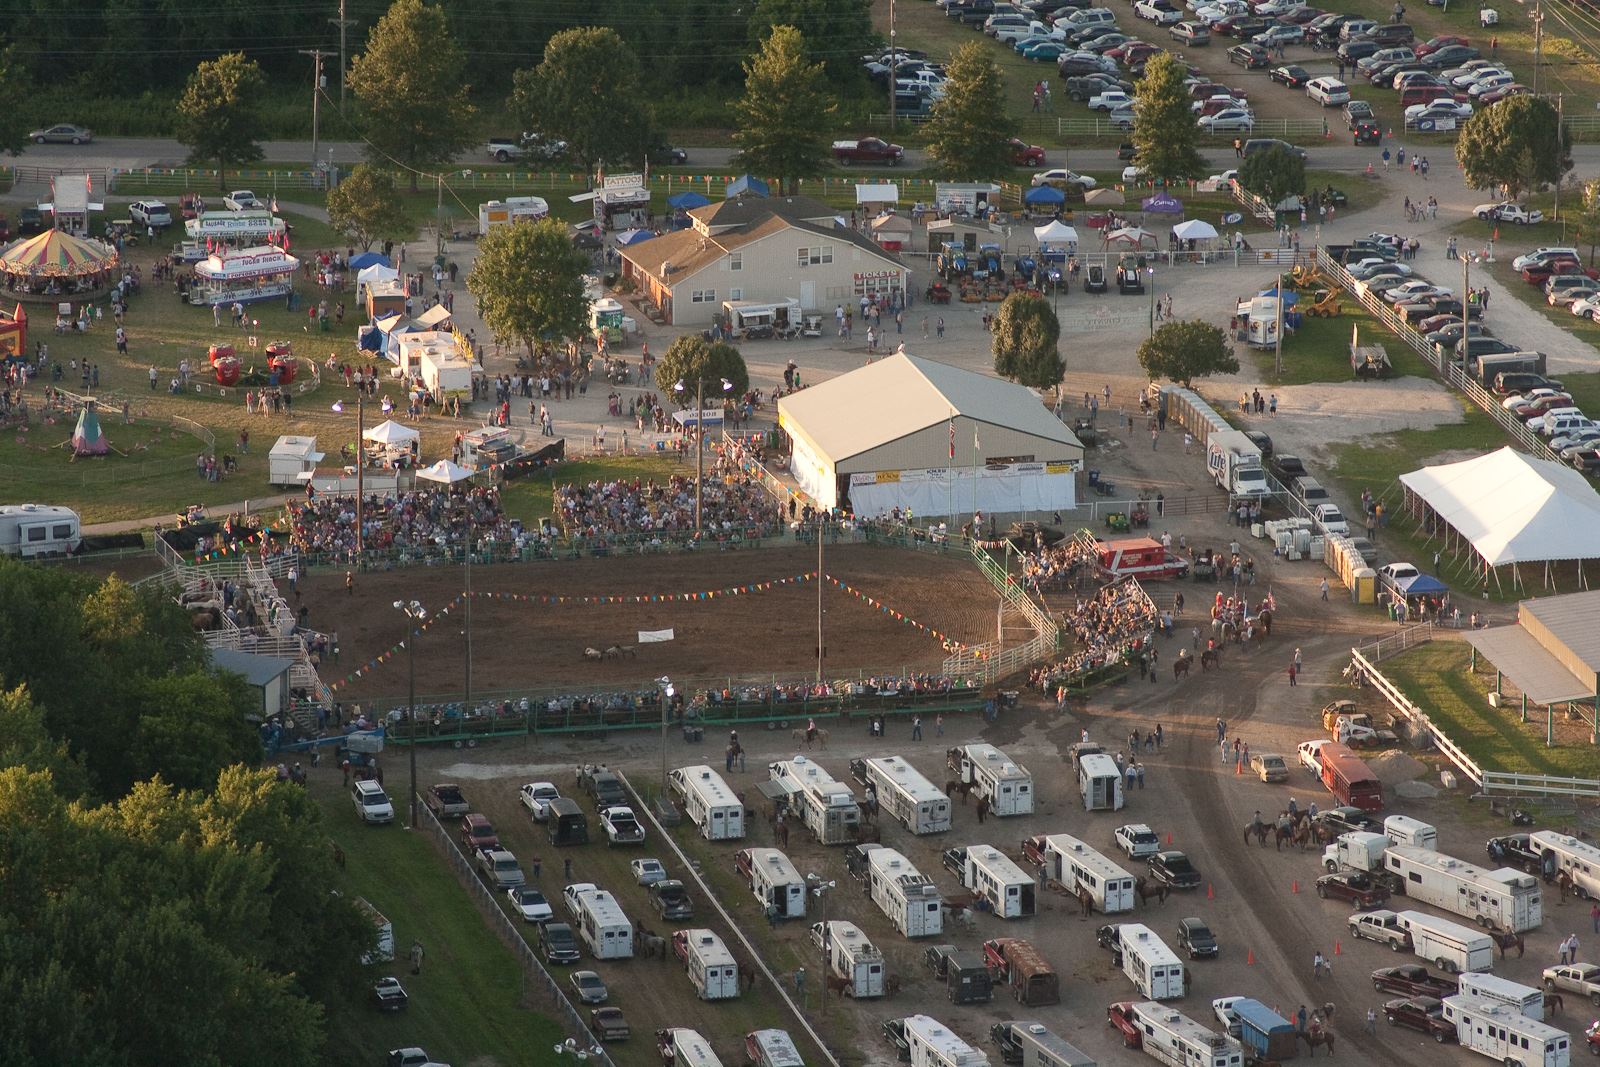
1466, 589, 1600, 742
776, 352, 1082, 518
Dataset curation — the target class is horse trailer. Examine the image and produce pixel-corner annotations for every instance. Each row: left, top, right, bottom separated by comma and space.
745, 1029, 805, 1067
1529, 831, 1600, 900
575, 888, 634, 960
1129, 1002, 1245, 1067
983, 938, 1060, 1007
1228, 999, 1296, 1062
853, 755, 951, 834
1041, 833, 1136, 913
1396, 910, 1496, 974
1118, 924, 1185, 1000
1457, 972, 1545, 1019
737, 847, 807, 920
674, 929, 740, 1000
993, 1022, 1096, 1067
869, 847, 943, 938
962, 844, 1037, 919
770, 755, 860, 845
950, 744, 1034, 816
1078, 753, 1125, 812
670, 765, 746, 840
658, 1027, 727, 1067
546, 797, 590, 846
1384, 846, 1542, 933
1442, 995, 1571, 1067
1384, 815, 1438, 850
0, 504, 82, 558
811, 920, 886, 998
903, 1013, 991, 1067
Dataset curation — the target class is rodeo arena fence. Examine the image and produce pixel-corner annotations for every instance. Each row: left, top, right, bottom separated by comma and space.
943, 539, 1062, 683
1349, 625, 1600, 801
415, 800, 618, 1066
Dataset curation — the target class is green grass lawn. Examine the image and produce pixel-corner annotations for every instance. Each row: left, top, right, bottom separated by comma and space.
1381, 642, 1600, 777
500, 454, 687, 527
1245, 302, 1434, 385
323, 809, 563, 1067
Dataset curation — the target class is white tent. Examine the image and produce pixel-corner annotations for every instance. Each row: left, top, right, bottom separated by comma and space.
357, 263, 399, 297
1172, 219, 1219, 240
363, 419, 420, 446
1398, 446, 1600, 567
416, 458, 476, 484
1033, 220, 1078, 244
855, 183, 900, 206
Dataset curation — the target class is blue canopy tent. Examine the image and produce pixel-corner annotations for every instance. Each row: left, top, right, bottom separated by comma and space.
615, 228, 657, 247
1023, 185, 1066, 207
349, 251, 392, 270
1258, 286, 1300, 306
725, 175, 770, 200
667, 191, 711, 210
1389, 572, 1449, 598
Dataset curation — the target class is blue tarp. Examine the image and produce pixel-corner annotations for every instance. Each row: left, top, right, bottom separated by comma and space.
1023, 185, 1066, 206
349, 252, 392, 269
1231, 999, 1296, 1059
725, 175, 770, 199
1258, 286, 1300, 306
615, 228, 657, 247
667, 191, 711, 210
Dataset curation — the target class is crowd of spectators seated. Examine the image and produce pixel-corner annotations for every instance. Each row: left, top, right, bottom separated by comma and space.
555, 471, 777, 542
1030, 577, 1158, 689
285, 486, 526, 561
1020, 536, 1100, 590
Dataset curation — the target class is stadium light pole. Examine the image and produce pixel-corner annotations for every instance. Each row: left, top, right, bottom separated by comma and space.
674, 376, 735, 533
394, 599, 426, 827
658, 676, 675, 799
807, 874, 836, 1015
1147, 266, 1157, 340
331, 394, 364, 559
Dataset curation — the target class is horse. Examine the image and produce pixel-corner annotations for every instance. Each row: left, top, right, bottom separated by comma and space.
583, 646, 603, 661
776, 820, 790, 848
738, 962, 758, 992
1494, 930, 1526, 958
642, 933, 668, 959
1201, 648, 1220, 671
945, 779, 976, 805
884, 974, 902, 997
1292, 823, 1317, 851
1173, 657, 1191, 680
945, 748, 963, 772
1243, 821, 1269, 848
1259, 607, 1273, 636
1557, 869, 1577, 901
1298, 1027, 1335, 1056
790, 727, 830, 750
1274, 820, 1296, 852
604, 644, 636, 659
1134, 877, 1169, 907
824, 973, 852, 999
1078, 885, 1095, 917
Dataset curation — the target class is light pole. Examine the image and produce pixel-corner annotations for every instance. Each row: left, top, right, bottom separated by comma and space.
1147, 266, 1157, 340
673, 376, 734, 532
658, 676, 675, 800
394, 599, 426, 827
331, 394, 365, 559
807, 874, 836, 1015
816, 514, 826, 683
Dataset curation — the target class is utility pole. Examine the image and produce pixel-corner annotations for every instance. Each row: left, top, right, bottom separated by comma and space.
816, 515, 825, 683
299, 50, 332, 170
436, 173, 445, 258
889, 0, 897, 134
1554, 94, 1565, 234
1531, 0, 1545, 95
1273, 272, 1285, 378
331, 0, 356, 110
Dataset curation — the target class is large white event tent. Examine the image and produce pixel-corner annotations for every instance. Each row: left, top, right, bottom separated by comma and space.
1398, 446, 1600, 590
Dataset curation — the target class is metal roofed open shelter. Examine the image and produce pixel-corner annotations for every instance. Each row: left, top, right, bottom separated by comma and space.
776, 352, 1082, 519
1464, 589, 1600, 744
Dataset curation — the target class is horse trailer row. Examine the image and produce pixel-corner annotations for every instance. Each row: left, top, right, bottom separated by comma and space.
902, 1014, 990, 1067
770, 755, 861, 845
670, 765, 746, 840
1128, 1002, 1244, 1067
1034, 833, 1136, 913
672, 928, 740, 1000
851, 755, 952, 834
869, 847, 944, 938
811, 920, 886, 998
989, 1021, 1095, 1067
735, 847, 807, 920
948, 743, 1035, 816
1383, 845, 1543, 933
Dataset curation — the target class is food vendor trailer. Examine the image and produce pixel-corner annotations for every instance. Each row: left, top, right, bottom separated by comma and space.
184, 210, 286, 243
477, 196, 549, 236
188, 246, 298, 306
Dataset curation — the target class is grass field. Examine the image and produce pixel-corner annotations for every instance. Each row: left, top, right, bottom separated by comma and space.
1381, 642, 1600, 777
1243, 302, 1433, 384
323, 798, 564, 1067
500, 454, 686, 528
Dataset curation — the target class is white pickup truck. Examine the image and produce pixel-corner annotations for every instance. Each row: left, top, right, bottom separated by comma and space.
224, 190, 260, 211
485, 133, 567, 163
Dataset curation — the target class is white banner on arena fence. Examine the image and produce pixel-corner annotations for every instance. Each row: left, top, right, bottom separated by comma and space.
847, 462, 1077, 519
638, 629, 675, 643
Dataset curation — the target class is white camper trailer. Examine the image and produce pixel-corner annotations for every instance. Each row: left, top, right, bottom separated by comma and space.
1530, 831, 1600, 900
670, 765, 746, 840
267, 436, 324, 487
1384, 815, 1438, 850
1130, 1002, 1245, 1067
962, 845, 1037, 918
1119, 924, 1186, 1000
0, 504, 82, 557
745, 1030, 805, 1067
1384, 846, 1542, 933
856, 756, 952, 834
740, 847, 807, 919
1001, 1023, 1097, 1067
1457, 972, 1545, 1020
1443, 996, 1571, 1067
1396, 910, 1496, 974
477, 196, 549, 235
1078, 752, 1125, 812
677, 929, 740, 1000
952, 744, 1035, 816
869, 847, 943, 938
575, 889, 634, 960
903, 1014, 990, 1067
659, 1028, 727, 1067
770, 755, 861, 845
811, 920, 886, 998
1042, 833, 1136, 913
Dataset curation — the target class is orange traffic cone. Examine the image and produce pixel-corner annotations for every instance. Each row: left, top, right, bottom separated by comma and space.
1334, 940, 1342, 956
1206, 884, 1215, 900
1166, 831, 1173, 845
1236, 757, 1243, 775
1292, 879, 1299, 894
1247, 948, 1256, 964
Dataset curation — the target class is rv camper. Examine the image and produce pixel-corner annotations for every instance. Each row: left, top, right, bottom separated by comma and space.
770, 755, 860, 845
0, 504, 82, 557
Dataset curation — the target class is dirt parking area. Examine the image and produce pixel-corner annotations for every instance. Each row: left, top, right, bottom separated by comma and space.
303, 544, 998, 702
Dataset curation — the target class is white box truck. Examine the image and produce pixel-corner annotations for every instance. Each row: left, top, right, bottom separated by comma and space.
1397, 910, 1496, 974
1205, 430, 1268, 497
1442, 995, 1571, 1067
1119, 924, 1186, 1000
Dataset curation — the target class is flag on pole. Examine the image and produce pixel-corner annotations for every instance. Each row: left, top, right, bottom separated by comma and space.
974, 429, 980, 455
949, 416, 955, 459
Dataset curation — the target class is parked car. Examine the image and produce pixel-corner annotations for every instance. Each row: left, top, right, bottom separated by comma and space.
883, 1019, 912, 1062
30, 123, 92, 144
520, 781, 561, 820
570, 970, 609, 1005
1543, 964, 1600, 1005
1384, 997, 1456, 1042
538, 922, 581, 964
1171, 20, 1211, 43
460, 813, 499, 851
1270, 64, 1311, 87
1228, 43, 1271, 67
507, 885, 553, 923
1315, 806, 1381, 835
1115, 823, 1163, 858
590, 1006, 630, 1042
1177, 917, 1220, 958
128, 200, 174, 228
1198, 108, 1256, 132
630, 858, 668, 885
1006, 137, 1049, 166
1249, 752, 1289, 782
1475, 201, 1545, 224
1107, 1002, 1144, 1048
600, 806, 646, 846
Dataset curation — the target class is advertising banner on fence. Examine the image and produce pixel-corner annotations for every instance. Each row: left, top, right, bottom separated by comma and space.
847, 462, 1076, 519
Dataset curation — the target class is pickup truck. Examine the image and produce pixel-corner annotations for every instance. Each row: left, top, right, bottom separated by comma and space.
649, 879, 694, 920
941, 846, 969, 877
224, 190, 260, 211
1543, 963, 1600, 1005
1349, 910, 1412, 950
1372, 964, 1459, 998
1088, 90, 1133, 111
425, 783, 469, 818
485, 133, 567, 163
476, 846, 525, 889
600, 806, 646, 846
832, 138, 905, 165
577, 764, 628, 808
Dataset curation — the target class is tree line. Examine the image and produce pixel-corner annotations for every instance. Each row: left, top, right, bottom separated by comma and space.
0, 559, 370, 1065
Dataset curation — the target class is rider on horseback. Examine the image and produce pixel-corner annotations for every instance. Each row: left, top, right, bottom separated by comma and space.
1252, 810, 1265, 835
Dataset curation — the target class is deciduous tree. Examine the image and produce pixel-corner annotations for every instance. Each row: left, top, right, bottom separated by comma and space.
326, 165, 411, 250
1238, 144, 1306, 212
992, 293, 1065, 392
1132, 53, 1206, 184
1455, 95, 1572, 202
0, 47, 30, 157
1572, 178, 1600, 267
348, 0, 476, 192
925, 42, 1016, 181
656, 335, 750, 401
510, 27, 653, 175
1137, 319, 1239, 387
175, 52, 265, 192
733, 25, 836, 196
748, 0, 878, 80
466, 217, 591, 359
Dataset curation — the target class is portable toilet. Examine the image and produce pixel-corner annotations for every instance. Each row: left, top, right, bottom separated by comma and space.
1352, 567, 1376, 605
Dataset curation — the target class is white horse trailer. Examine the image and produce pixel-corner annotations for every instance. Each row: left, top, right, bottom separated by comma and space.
1078, 753, 1125, 812
1384, 815, 1438, 850
869, 848, 943, 938
1530, 831, 1600, 900
1119, 924, 1185, 1000
575, 889, 634, 960
904, 1014, 990, 1067
1443, 995, 1571, 1067
1457, 972, 1545, 1019
857, 755, 951, 834
1042, 833, 1136, 913
1396, 910, 1496, 974
962, 845, 1037, 918
811, 920, 886, 998
670, 765, 746, 840
740, 847, 806, 919
677, 929, 740, 1001
952, 744, 1034, 816
659, 1028, 727, 1067
1384, 846, 1542, 933
1129, 1002, 1245, 1067
770, 755, 861, 845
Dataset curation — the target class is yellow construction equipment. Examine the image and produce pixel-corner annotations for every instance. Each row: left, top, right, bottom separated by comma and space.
1305, 289, 1342, 318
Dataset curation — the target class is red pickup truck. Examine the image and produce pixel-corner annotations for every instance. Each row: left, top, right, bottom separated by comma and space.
832, 137, 905, 165
1371, 964, 1458, 999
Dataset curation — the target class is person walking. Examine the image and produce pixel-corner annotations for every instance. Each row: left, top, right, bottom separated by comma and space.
1288, 662, 1298, 687
345, 570, 354, 595
410, 940, 425, 975
1365, 1008, 1377, 1035
1591, 902, 1599, 934
911, 715, 923, 741
1312, 951, 1325, 978
1320, 578, 1329, 601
